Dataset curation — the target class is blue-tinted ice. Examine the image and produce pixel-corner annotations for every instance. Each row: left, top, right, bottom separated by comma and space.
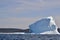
29, 16, 59, 34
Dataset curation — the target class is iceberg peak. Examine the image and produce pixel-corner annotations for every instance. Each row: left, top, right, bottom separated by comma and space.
29, 16, 59, 34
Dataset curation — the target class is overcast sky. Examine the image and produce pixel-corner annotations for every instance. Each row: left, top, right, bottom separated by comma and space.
0, 0, 60, 29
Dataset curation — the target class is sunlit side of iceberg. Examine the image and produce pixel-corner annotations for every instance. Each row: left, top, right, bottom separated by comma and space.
29, 16, 59, 34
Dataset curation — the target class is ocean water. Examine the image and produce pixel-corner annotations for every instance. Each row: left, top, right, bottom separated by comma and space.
0, 34, 60, 40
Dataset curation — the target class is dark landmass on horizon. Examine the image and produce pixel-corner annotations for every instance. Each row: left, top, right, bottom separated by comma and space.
0, 28, 29, 33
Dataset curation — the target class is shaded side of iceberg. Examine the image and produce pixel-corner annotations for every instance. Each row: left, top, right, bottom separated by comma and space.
29, 16, 59, 34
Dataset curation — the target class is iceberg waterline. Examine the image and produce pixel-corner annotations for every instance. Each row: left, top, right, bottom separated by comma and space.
29, 16, 59, 34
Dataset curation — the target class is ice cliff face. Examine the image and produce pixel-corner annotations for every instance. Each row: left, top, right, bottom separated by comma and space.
29, 16, 59, 34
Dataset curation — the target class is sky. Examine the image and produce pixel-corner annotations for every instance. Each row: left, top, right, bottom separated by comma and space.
0, 0, 60, 29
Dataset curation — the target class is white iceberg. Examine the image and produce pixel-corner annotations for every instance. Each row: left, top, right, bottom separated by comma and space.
29, 16, 59, 34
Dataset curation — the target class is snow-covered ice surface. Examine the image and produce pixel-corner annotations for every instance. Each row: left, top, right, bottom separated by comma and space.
29, 16, 59, 34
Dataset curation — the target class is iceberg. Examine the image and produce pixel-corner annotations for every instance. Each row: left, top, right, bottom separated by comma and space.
29, 16, 59, 34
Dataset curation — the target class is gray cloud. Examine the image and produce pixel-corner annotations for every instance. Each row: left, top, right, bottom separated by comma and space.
0, 16, 60, 29
54, 16, 60, 28
0, 0, 60, 14
0, 17, 39, 29
0, 0, 60, 28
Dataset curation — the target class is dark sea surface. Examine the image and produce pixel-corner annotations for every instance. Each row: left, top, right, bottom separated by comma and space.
0, 34, 60, 40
